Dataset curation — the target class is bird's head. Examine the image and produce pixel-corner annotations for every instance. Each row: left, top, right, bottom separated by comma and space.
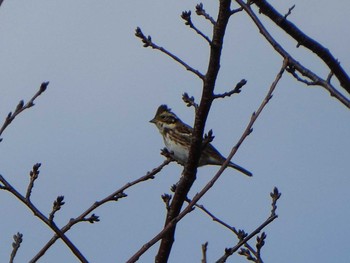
150, 105, 179, 131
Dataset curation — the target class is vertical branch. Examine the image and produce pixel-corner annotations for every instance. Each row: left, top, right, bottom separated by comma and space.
10, 232, 23, 263
154, 1, 233, 262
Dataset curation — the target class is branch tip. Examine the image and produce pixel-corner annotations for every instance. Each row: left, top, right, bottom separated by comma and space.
10, 232, 23, 263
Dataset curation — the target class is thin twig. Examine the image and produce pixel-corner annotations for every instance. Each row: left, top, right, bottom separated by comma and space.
181, 11, 212, 44
26, 163, 41, 201
230, 7, 244, 15
182, 92, 198, 109
10, 232, 23, 263
48, 196, 65, 223
283, 5, 295, 19
196, 3, 216, 25
0, 82, 49, 141
29, 159, 172, 263
135, 27, 204, 79
214, 79, 247, 99
201, 242, 208, 263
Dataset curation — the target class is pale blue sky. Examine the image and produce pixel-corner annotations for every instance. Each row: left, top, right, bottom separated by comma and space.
0, 1, 349, 262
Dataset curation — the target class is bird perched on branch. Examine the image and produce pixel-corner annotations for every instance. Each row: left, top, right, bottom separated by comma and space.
150, 105, 252, 177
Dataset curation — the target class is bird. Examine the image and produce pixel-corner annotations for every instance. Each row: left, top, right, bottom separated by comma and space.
150, 105, 252, 177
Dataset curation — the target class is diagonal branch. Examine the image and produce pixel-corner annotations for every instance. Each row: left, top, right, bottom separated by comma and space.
235, 0, 350, 109
186, 198, 259, 259
253, 0, 350, 94
135, 27, 204, 79
216, 187, 281, 263
0, 174, 89, 263
181, 11, 212, 45
0, 82, 49, 141
196, 3, 216, 26
29, 158, 172, 263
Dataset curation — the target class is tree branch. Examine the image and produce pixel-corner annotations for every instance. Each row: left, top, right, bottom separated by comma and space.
181, 10, 212, 45
196, 3, 216, 26
201, 242, 208, 263
235, 0, 350, 108
187, 198, 259, 260
135, 27, 204, 79
26, 163, 41, 201
10, 232, 23, 263
253, 0, 350, 94
216, 187, 281, 263
154, 1, 233, 262
213, 79, 247, 99
0, 174, 89, 263
0, 82, 49, 142
29, 159, 172, 262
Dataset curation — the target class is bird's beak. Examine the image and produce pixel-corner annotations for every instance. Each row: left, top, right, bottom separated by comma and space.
149, 118, 156, 124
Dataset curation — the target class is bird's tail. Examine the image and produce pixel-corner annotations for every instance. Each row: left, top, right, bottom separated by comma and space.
228, 162, 252, 177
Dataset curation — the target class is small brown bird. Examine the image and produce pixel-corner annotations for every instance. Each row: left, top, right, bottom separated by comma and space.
150, 105, 252, 177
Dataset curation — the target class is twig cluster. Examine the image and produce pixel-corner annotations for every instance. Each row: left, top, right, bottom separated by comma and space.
186, 187, 281, 262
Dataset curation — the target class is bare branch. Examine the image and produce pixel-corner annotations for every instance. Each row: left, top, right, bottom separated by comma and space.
196, 3, 216, 25
256, 232, 267, 260
26, 163, 41, 201
213, 79, 247, 99
30, 159, 172, 263
283, 5, 295, 19
10, 232, 23, 263
327, 71, 334, 84
0, 174, 88, 263
161, 194, 172, 211
135, 27, 204, 79
187, 198, 259, 259
270, 187, 281, 217
0, 82, 49, 142
49, 196, 65, 223
181, 10, 212, 44
182, 92, 198, 109
216, 188, 281, 263
81, 213, 100, 224
252, 0, 350, 93
230, 7, 244, 15
201, 242, 208, 263
235, 0, 350, 108
154, 2, 233, 261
